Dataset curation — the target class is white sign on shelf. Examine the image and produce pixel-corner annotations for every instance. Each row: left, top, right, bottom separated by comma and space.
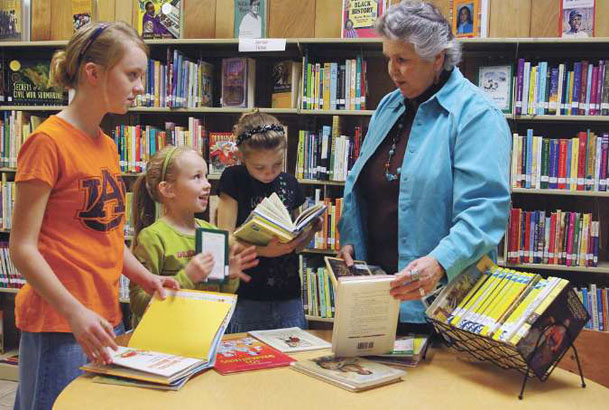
238, 38, 287, 52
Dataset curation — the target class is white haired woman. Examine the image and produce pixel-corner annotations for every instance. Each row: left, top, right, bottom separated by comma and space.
337, 1, 511, 333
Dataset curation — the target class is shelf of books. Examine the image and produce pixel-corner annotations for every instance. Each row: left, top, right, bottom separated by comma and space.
512, 188, 609, 197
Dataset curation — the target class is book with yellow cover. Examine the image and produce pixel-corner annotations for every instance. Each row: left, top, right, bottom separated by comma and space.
81, 289, 236, 388
234, 193, 327, 245
455, 265, 504, 330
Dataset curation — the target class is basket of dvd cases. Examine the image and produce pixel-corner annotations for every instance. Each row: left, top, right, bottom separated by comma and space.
425, 256, 590, 398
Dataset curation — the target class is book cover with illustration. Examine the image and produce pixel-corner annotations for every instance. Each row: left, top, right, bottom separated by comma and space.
214, 336, 295, 375
72, 0, 94, 32
341, 0, 387, 39
560, 0, 594, 38
208, 132, 240, 176
271, 60, 302, 109
136, 0, 181, 39
291, 355, 405, 392
7, 59, 67, 105
0, 0, 23, 40
249, 327, 331, 353
234, 0, 267, 39
221, 57, 255, 108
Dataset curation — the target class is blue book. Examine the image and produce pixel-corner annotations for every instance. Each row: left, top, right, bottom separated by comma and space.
597, 288, 604, 332
330, 63, 338, 110
537, 62, 547, 115
526, 129, 533, 188
548, 67, 559, 114
581, 287, 590, 329
549, 139, 559, 189
572, 62, 582, 115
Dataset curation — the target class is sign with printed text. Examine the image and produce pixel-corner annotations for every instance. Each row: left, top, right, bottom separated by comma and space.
238, 38, 286, 52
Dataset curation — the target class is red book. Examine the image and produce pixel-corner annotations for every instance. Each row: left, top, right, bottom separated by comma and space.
548, 213, 557, 265
566, 212, 576, 267
214, 336, 295, 375
508, 208, 521, 264
557, 139, 568, 189
524, 211, 531, 263
577, 131, 587, 190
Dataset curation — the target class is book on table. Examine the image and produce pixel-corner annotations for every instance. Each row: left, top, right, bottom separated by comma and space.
367, 335, 430, 368
214, 335, 295, 375
233, 192, 327, 246
291, 354, 405, 392
81, 289, 237, 389
248, 327, 332, 353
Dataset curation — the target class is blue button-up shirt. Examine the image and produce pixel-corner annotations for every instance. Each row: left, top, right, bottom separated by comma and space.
339, 68, 511, 323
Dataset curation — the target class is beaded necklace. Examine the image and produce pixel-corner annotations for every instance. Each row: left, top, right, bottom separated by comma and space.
384, 113, 406, 182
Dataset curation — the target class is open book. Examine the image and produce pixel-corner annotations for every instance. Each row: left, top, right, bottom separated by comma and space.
233, 193, 327, 245
81, 289, 237, 389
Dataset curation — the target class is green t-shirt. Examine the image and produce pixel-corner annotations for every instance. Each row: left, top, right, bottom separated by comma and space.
129, 218, 239, 327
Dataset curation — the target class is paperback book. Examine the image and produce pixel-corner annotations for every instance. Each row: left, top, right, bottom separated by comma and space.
324, 256, 375, 287
560, 0, 594, 38
72, 0, 94, 32
7, 59, 67, 105
291, 355, 405, 392
271, 60, 302, 109
234, 0, 267, 39
208, 132, 240, 177
341, 0, 387, 39
0, 0, 24, 40
367, 335, 430, 368
136, 0, 181, 39
221, 57, 256, 108
214, 335, 295, 375
233, 192, 327, 246
195, 227, 229, 283
248, 327, 332, 353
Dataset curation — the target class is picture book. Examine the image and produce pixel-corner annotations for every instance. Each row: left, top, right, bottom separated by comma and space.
324, 256, 373, 287
291, 355, 405, 392
92, 373, 191, 391
195, 228, 229, 283
233, 192, 327, 245
234, 0, 267, 39
81, 289, 237, 388
208, 132, 240, 177
341, 0, 387, 39
478, 65, 513, 114
332, 275, 399, 357
248, 327, 332, 353
560, 0, 594, 38
0, 0, 23, 40
82, 346, 207, 386
71, 0, 94, 32
221, 57, 256, 108
271, 60, 302, 109
7, 59, 67, 105
214, 336, 295, 375
136, 0, 181, 39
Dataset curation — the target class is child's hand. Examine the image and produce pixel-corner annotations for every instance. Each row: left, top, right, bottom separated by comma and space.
228, 243, 258, 282
66, 305, 118, 365
257, 237, 298, 258
185, 252, 215, 283
138, 273, 180, 300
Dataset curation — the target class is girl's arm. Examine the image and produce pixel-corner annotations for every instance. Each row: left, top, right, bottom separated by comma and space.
217, 193, 296, 258
123, 245, 180, 298
9, 181, 117, 364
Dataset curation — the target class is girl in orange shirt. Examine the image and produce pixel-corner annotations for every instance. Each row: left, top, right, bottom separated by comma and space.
9, 22, 178, 409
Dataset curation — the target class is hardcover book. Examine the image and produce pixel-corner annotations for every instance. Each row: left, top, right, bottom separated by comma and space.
478, 65, 513, 114
0, 0, 23, 40
323, 256, 374, 288
271, 60, 302, 109
208, 131, 240, 177
7, 59, 67, 105
221, 57, 256, 108
233, 192, 327, 246
234, 0, 267, 39
560, 0, 594, 38
248, 327, 332, 353
214, 336, 295, 375
136, 0, 181, 39
291, 355, 405, 392
195, 228, 229, 283
341, 0, 387, 39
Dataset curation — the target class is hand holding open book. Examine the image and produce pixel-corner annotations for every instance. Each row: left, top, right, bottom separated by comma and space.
233, 192, 327, 247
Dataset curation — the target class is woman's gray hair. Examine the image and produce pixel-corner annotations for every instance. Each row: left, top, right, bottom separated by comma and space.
376, 1, 461, 70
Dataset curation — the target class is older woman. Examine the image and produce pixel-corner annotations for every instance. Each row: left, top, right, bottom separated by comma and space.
337, 1, 511, 332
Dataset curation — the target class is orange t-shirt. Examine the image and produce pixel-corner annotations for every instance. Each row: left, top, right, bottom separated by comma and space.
15, 115, 126, 333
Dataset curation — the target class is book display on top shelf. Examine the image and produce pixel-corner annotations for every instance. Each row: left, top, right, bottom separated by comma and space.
6, 59, 67, 106
221, 57, 255, 108
426, 256, 589, 396
0, 0, 24, 41
136, 0, 181, 40
451, 0, 489, 39
71, 0, 94, 32
341, 0, 387, 39
234, 0, 267, 39
560, 0, 594, 38
478, 64, 512, 114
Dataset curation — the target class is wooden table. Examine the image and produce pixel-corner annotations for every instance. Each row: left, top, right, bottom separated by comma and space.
54, 330, 609, 410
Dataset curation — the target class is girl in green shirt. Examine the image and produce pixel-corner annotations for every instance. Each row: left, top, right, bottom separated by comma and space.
129, 145, 258, 327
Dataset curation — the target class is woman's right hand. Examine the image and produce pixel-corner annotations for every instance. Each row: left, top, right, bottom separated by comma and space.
66, 306, 118, 365
257, 237, 298, 258
185, 252, 215, 283
337, 244, 355, 267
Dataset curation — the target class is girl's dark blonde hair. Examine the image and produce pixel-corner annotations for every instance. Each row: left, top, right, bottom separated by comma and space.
50, 21, 149, 89
131, 145, 199, 248
234, 111, 287, 156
